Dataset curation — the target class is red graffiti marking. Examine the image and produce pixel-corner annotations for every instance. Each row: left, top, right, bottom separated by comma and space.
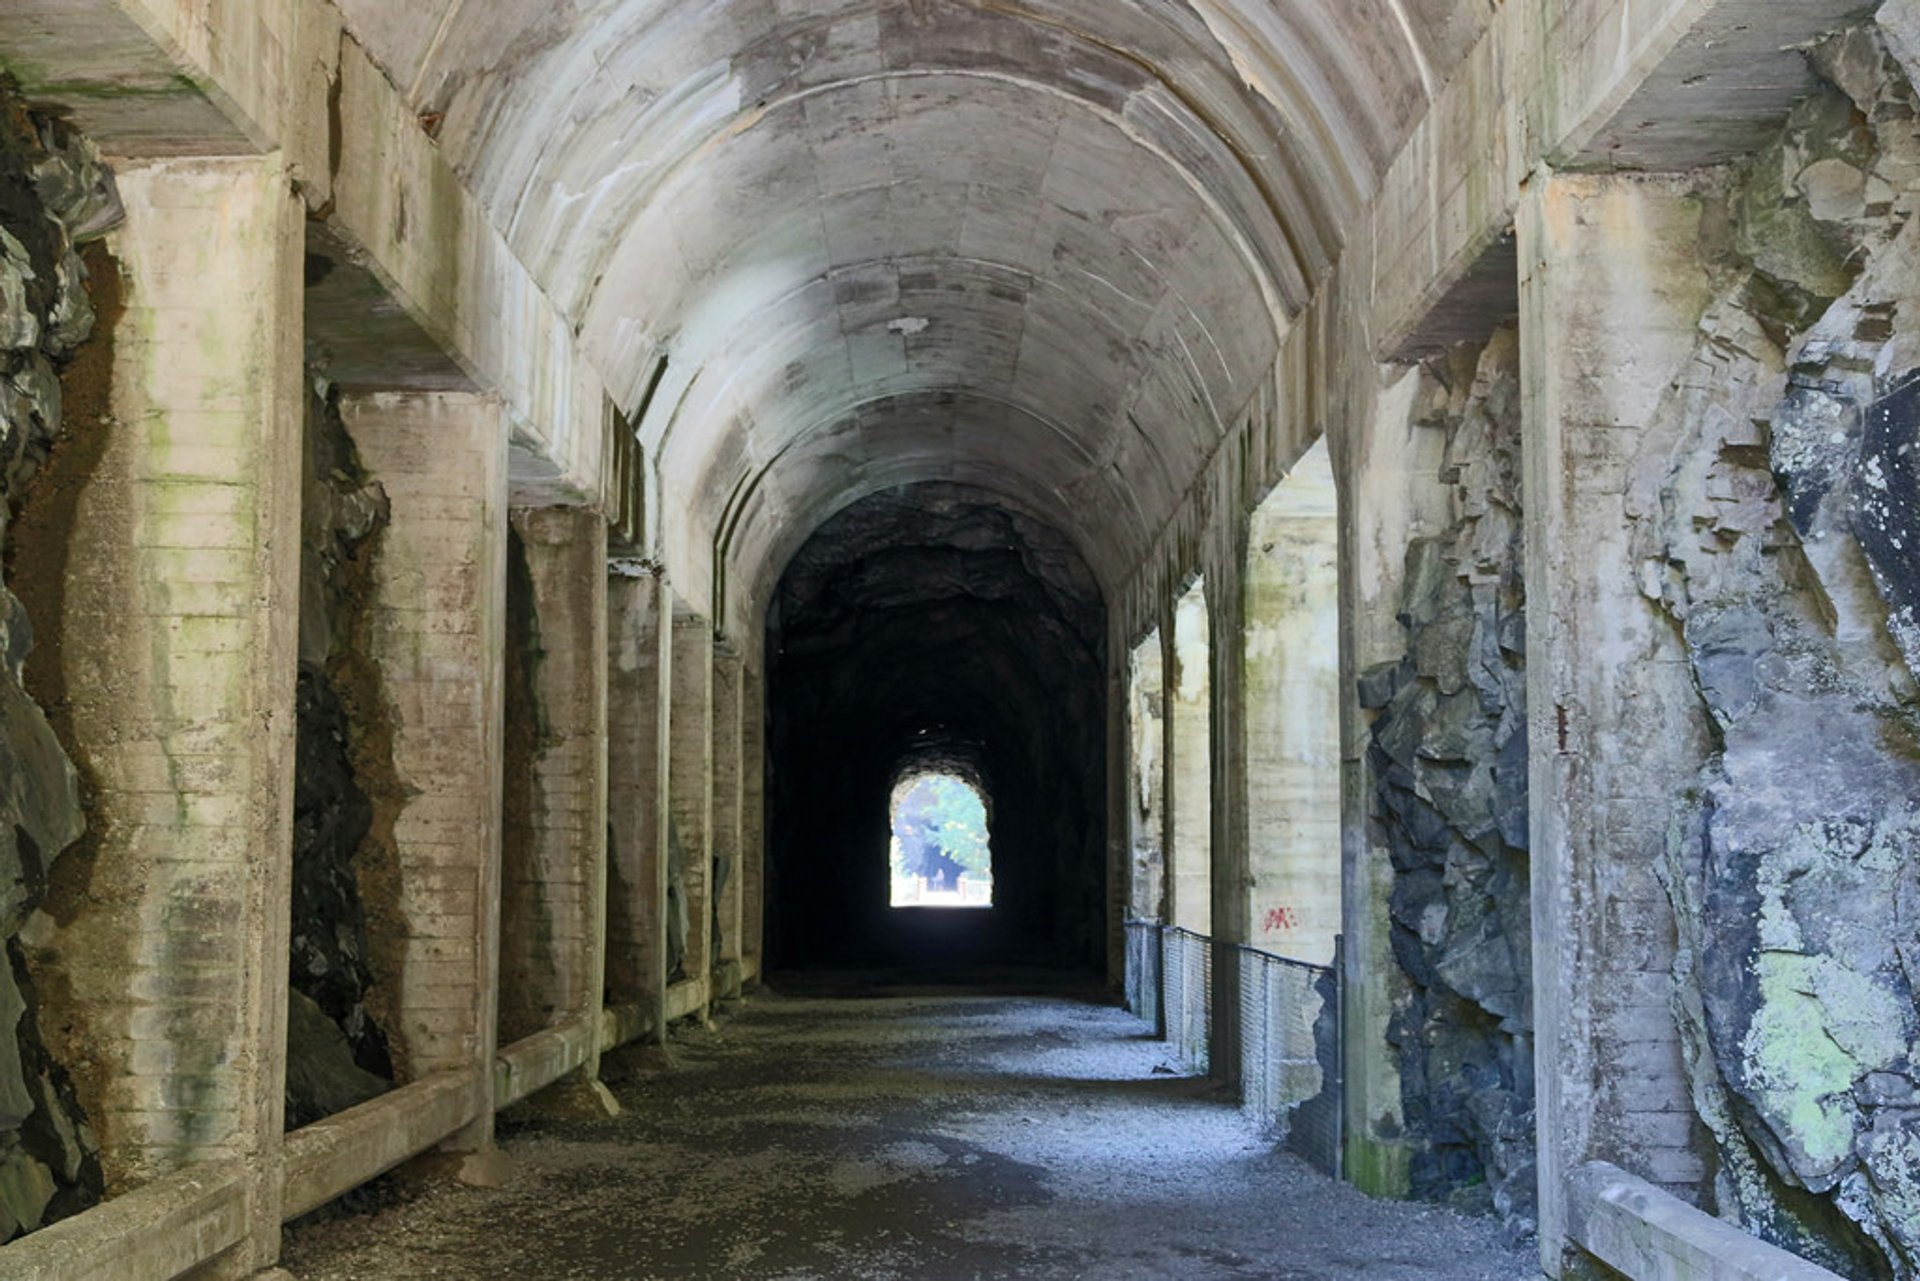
1262, 907, 1299, 933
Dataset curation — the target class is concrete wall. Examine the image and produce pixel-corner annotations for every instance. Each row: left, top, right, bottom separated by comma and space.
1167, 582, 1212, 936
499, 508, 609, 1083
1241, 441, 1341, 966
605, 572, 673, 1036
341, 391, 509, 1154
16, 153, 305, 1277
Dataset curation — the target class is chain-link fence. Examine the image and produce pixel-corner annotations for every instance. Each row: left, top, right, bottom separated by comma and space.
1124, 919, 1163, 1034
1162, 926, 1211, 1073
1124, 918, 1344, 1178
1239, 941, 1343, 1177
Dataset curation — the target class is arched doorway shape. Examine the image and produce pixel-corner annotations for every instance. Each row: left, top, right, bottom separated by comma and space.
889, 770, 994, 909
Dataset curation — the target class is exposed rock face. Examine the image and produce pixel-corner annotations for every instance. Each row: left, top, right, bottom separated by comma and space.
1363, 330, 1533, 1238
767, 484, 1106, 972
288, 383, 395, 1128
1634, 29, 1920, 1276
0, 81, 117, 1239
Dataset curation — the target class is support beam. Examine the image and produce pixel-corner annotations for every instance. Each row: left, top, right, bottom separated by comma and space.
1518, 170, 1719, 1273
710, 644, 744, 1000
606, 571, 672, 1042
340, 390, 508, 1159
17, 152, 303, 1277
740, 666, 766, 985
668, 604, 715, 1018
499, 507, 613, 1113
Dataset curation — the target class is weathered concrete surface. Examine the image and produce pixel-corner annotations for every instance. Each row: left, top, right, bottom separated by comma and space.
499, 508, 608, 1050
1568, 1162, 1847, 1281
739, 665, 766, 985
282, 993, 1534, 1281
340, 391, 506, 1157
1125, 631, 1167, 926
667, 605, 714, 1003
710, 644, 744, 1001
13, 152, 303, 1276
1167, 582, 1212, 937
604, 571, 672, 1039
1242, 440, 1340, 967
1519, 172, 1722, 1273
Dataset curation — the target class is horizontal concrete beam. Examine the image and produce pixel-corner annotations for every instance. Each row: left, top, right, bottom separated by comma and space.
665, 978, 709, 1025
495, 1018, 601, 1109
1567, 1162, 1846, 1281
1372, 0, 1870, 361
280, 1069, 481, 1221
0, 1161, 246, 1281
0, 0, 281, 155
601, 1002, 652, 1051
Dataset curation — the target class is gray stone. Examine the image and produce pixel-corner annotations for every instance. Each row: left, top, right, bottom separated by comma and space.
284, 989, 392, 1130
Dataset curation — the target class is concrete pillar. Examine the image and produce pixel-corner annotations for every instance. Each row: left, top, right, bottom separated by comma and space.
668, 604, 714, 1014
498, 506, 611, 1105
1167, 580, 1212, 935
709, 644, 744, 1000
739, 665, 766, 985
1242, 442, 1342, 965
19, 153, 303, 1277
340, 391, 508, 1159
1518, 171, 1717, 1272
605, 571, 672, 1041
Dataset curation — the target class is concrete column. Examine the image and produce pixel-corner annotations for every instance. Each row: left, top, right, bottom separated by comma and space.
740, 666, 766, 985
1519, 171, 1717, 1272
341, 391, 507, 1159
1167, 580, 1212, 935
605, 571, 671, 1041
20, 153, 303, 1277
499, 506, 611, 1107
668, 604, 714, 1015
710, 644, 744, 1000
1242, 443, 1342, 965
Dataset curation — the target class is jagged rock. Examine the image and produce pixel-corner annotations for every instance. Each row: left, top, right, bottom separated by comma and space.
1640, 35, 1920, 1274
1367, 328, 1533, 1239
0, 1145, 54, 1239
287, 384, 396, 1111
284, 990, 392, 1131
0, 81, 111, 1239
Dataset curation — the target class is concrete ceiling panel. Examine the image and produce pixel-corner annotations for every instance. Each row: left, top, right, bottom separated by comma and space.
324, 0, 1490, 613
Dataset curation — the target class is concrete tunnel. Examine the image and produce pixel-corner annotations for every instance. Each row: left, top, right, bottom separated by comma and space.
0, 1, 1916, 1279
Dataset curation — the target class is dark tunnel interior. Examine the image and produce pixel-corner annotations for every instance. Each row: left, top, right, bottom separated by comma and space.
765, 484, 1107, 976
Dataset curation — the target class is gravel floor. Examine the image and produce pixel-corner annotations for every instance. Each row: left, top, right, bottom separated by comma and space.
281, 990, 1539, 1281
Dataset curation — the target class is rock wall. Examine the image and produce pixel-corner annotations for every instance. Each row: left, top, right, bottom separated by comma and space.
288, 382, 395, 1129
1630, 29, 1920, 1277
1361, 329, 1534, 1238
0, 81, 117, 1239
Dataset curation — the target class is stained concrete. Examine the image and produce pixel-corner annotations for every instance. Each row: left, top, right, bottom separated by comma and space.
282, 992, 1533, 1281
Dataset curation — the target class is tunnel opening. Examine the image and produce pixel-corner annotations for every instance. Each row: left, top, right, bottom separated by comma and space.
766, 483, 1105, 979
888, 768, 993, 909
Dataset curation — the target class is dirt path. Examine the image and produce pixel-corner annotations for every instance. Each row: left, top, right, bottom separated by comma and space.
282, 991, 1538, 1280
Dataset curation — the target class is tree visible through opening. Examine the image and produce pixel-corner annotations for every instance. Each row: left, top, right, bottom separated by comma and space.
889, 773, 992, 908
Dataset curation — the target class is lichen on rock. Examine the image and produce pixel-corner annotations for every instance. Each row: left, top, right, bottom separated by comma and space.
1637, 26, 1920, 1276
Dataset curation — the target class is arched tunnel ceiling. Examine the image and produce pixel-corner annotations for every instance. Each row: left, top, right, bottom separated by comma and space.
332, 0, 1498, 613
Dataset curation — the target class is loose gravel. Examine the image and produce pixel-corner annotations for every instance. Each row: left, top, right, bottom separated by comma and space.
281, 990, 1539, 1281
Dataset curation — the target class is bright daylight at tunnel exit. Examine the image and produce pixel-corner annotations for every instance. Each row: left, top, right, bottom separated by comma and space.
1, 2, 1917, 1280
888, 772, 993, 908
